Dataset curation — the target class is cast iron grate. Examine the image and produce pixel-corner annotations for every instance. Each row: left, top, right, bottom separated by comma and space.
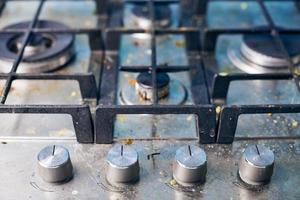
1, 0, 300, 144
0, 0, 105, 143
96, 0, 300, 144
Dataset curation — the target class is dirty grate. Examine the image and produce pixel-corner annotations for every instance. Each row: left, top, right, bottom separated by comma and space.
96, 0, 300, 144
1, 0, 300, 144
0, 0, 105, 143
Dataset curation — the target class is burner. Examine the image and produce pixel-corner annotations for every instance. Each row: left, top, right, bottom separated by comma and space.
120, 72, 187, 105
130, 4, 172, 29
0, 20, 75, 73
136, 71, 170, 100
228, 34, 300, 73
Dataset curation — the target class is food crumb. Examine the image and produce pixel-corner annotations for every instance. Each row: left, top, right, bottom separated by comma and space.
70, 91, 77, 97
292, 120, 299, 128
127, 78, 136, 86
186, 115, 193, 121
175, 40, 184, 47
240, 2, 248, 10
117, 115, 126, 123
122, 138, 133, 145
159, 171, 167, 177
216, 106, 222, 114
170, 179, 177, 186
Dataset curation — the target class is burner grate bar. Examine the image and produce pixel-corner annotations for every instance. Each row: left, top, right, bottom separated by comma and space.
0, 73, 98, 99
148, 0, 159, 105
256, 0, 300, 91
0, 0, 98, 143
0, 104, 94, 143
119, 65, 191, 72
217, 104, 300, 143
211, 73, 294, 105
0, 0, 45, 104
95, 105, 216, 144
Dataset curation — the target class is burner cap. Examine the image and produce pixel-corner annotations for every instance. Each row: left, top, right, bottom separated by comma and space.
136, 72, 170, 100
137, 71, 170, 89
241, 34, 300, 68
0, 20, 75, 73
131, 4, 172, 29
120, 72, 187, 105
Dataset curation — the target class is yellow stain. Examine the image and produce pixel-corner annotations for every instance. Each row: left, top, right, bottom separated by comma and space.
122, 138, 133, 145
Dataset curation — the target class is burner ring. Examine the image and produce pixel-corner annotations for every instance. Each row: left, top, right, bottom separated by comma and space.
241, 34, 300, 68
0, 20, 75, 73
228, 47, 288, 74
228, 34, 300, 74
119, 75, 187, 105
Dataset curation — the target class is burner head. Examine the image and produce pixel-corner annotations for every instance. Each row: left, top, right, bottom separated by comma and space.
136, 71, 170, 100
0, 20, 75, 73
13, 33, 50, 57
120, 72, 187, 105
228, 34, 300, 74
131, 3, 172, 29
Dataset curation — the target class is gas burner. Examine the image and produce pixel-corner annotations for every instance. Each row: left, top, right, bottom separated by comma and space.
228, 34, 300, 74
0, 20, 75, 73
129, 3, 172, 29
120, 72, 187, 105
136, 71, 170, 100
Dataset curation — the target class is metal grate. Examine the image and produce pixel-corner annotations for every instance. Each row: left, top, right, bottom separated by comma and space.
96, 0, 218, 144
96, 0, 300, 144
1, 0, 300, 144
200, 0, 300, 143
0, 0, 105, 143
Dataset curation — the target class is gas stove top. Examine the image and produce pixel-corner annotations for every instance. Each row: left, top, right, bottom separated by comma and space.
0, 0, 300, 199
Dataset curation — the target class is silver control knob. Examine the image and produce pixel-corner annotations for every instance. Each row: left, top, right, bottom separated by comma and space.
106, 145, 140, 185
173, 145, 207, 186
37, 145, 73, 183
239, 144, 275, 185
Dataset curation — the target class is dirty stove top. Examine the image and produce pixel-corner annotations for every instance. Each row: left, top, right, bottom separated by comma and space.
0, 0, 299, 200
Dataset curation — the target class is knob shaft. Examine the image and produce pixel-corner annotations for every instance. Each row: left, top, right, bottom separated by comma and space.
239, 144, 275, 186
106, 145, 140, 185
173, 145, 207, 186
37, 145, 73, 183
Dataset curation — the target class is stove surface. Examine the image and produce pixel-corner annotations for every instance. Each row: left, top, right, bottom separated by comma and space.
0, 0, 299, 200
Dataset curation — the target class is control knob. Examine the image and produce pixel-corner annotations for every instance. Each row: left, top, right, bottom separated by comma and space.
106, 144, 140, 185
238, 144, 275, 185
173, 145, 207, 186
37, 145, 73, 183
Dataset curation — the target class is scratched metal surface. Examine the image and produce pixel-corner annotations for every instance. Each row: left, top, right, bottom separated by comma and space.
116, 3, 196, 139
0, 1, 97, 29
123, 3, 180, 28
208, 2, 300, 138
0, 140, 300, 199
0, 2, 96, 139
0, 1, 299, 200
115, 33, 197, 139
